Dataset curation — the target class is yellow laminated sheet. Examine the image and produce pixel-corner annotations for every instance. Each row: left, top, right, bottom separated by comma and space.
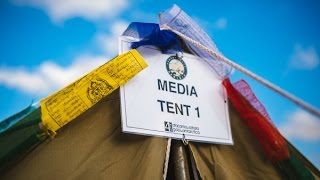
40, 49, 147, 134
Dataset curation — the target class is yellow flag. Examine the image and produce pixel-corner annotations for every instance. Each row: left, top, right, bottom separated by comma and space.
40, 49, 147, 135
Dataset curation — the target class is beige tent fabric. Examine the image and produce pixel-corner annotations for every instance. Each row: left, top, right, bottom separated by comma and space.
2, 90, 168, 180
189, 104, 285, 180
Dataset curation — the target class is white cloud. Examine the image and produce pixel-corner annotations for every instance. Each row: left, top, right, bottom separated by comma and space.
279, 109, 320, 141
0, 55, 106, 95
214, 17, 227, 30
96, 21, 129, 55
0, 20, 129, 96
289, 44, 319, 70
11, 0, 128, 23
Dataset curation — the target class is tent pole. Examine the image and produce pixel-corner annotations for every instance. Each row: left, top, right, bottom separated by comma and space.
172, 140, 191, 180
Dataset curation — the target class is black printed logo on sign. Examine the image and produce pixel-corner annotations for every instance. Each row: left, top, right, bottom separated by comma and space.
166, 55, 187, 80
87, 78, 113, 104
164, 121, 173, 132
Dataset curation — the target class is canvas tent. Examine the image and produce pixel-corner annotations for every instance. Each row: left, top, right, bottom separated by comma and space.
1, 5, 320, 180
1, 89, 319, 179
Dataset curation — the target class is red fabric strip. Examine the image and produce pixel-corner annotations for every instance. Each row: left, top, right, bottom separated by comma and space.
223, 78, 289, 162
233, 80, 274, 126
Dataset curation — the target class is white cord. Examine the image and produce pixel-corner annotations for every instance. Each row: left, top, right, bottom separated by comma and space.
163, 138, 171, 180
161, 24, 320, 118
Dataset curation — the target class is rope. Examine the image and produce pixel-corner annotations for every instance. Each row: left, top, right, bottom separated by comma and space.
163, 138, 172, 180
161, 24, 320, 118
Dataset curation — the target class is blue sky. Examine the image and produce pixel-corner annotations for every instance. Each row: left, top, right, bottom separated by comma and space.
1, 0, 320, 169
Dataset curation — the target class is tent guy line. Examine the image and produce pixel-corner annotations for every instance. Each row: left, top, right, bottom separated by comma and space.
161, 24, 320, 118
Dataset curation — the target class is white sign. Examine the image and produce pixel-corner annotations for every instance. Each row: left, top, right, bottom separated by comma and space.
120, 38, 233, 144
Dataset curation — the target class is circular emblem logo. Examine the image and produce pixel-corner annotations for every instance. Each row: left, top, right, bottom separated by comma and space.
166, 56, 187, 80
